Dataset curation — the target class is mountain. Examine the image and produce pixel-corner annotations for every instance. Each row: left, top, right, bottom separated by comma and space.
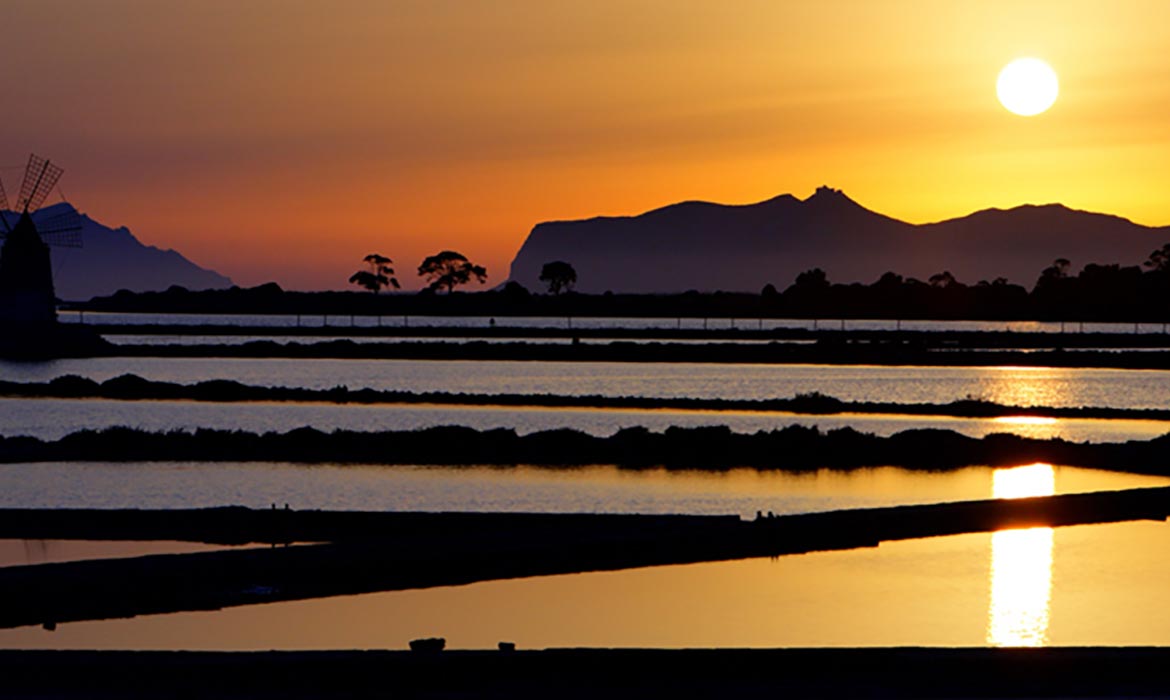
507, 187, 1170, 293
4, 203, 233, 301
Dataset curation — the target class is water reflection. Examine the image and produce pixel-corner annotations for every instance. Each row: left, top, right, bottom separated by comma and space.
982, 367, 1061, 408
988, 415, 1061, 440
991, 416, 1058, 426
5, 398, 1170, 445
0, 540, 245, 568
3, 462, 1165, 514
7, 519, 1170, 650
4, 360, 1169, 410
987, 463, 1055, 647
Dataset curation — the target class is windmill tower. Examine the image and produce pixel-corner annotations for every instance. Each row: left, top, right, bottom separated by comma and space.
0, 155, 83, 326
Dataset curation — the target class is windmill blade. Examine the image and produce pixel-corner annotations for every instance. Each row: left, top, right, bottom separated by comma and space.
38, 229, 84, 248
34, 205, 85, 249
17, 154, 64, 213
0, 176, 10, 233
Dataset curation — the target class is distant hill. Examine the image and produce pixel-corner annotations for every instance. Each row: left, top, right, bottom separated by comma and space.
4, 203, 232, 301
508, 187, 1170, 293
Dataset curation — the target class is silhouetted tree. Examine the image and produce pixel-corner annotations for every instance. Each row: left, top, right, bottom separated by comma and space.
418, 251, 487, 294
1140, 246, 1170, 323
928, 270, 957, 288
348, 253, 399, 294
1078, 263, 1143, 318
784, 268, 833, 317
969, 277, 1027, 317
863, 272, 907, 317
1144, 243, 1170, 272
1032, 258, 1077, 320
874, 272, 903, 289
1036, 258, 1071, 287
793, 268, 830, 290
1035, 259, 1071, 290
760, 283, 778, 298
539, 261, 577, 295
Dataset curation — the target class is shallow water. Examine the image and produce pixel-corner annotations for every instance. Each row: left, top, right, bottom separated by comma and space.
0, 461, 1163, 514
3, 518, 1168, 649
3, 359, 1169, 409
3, 341, 1168, 650
0, 540, 254, 568
1, 397, 1167, 444
0, 464, 1167, 649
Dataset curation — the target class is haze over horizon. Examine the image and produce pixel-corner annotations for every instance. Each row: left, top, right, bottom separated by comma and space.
6, 0, 1170, 290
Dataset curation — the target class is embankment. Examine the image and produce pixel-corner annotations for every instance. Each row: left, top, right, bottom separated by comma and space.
2, 424, 1170, 474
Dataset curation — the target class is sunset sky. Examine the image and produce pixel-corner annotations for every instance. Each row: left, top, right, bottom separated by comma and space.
5, 0, 1170, 290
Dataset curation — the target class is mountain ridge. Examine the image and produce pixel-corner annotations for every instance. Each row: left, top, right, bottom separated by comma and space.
508, 188, 1170, 293
2, 203, 233, 301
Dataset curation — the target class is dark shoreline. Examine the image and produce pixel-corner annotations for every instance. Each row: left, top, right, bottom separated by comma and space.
3, 424, 1170, 475
4, 647, 1170, 698
6, 373, 1170, 423
82, 322, 1170, 347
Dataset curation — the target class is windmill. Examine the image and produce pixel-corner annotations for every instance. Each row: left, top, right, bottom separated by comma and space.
0, 154, 84, 325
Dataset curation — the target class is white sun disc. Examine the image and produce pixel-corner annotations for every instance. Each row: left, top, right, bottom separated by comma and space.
997, 58, 1059, 116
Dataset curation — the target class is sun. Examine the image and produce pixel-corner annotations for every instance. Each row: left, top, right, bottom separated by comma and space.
997, 58, 1059, 116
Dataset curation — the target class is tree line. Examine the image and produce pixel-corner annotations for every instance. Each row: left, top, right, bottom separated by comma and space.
349, 252, 575, 296
762, 243, 1170, 321
81, 244, 1170, 322
335, 243, 1170, 322
349, 251, 487, 295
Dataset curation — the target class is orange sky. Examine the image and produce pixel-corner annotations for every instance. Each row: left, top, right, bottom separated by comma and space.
5, 0, 1170, 290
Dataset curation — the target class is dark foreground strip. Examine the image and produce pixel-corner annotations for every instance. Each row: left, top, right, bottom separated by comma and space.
0, 487, 1166, 628
3, 424, 1170, 474
2, 647, 1169, 699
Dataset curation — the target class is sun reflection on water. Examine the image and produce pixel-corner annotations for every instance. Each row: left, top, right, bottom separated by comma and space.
991, 416, 1058, 427
980, 366, 1064, 408
987, 463, 1055, 647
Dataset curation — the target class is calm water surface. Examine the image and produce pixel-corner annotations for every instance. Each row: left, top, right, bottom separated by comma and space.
2, 520, 1167, 649
0, 461, 1163, 514
3, 344, 1168, 649
3, 359, 1168, 408
0, 464, 1167, 648
0, 540, 252, 567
